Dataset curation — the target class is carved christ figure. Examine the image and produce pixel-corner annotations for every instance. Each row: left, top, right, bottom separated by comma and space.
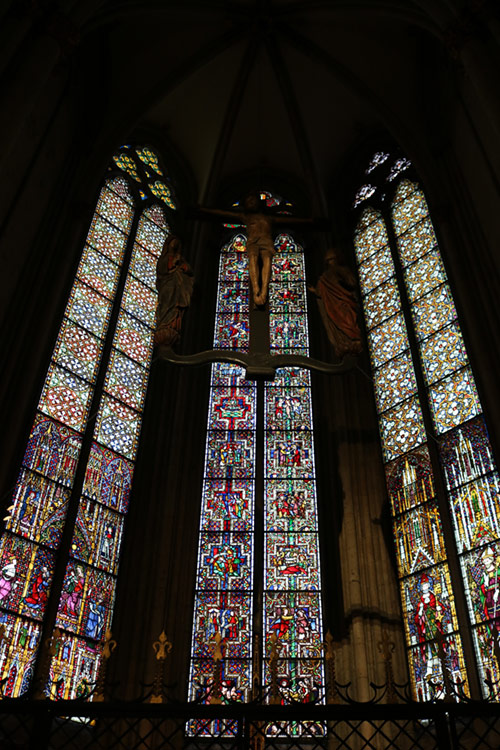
197, 193, 316, 306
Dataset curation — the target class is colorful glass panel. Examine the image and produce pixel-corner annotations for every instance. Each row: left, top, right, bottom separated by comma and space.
122, 276, 157, 327
189, 230, 255, 717
420, 323, 468, 385
52, 320, 101, 382
136, 146, 163, 175
86, 214, 128, 264
0, 534, 55, 621
135, 212, 169, 258
103, 351, 148, 412
404, 249, 448, 302
379, 397, 426, 461
128, 244, 157, 289
200, 480, 254, 533
363, 277, 401, 329
367, 313, 409, 369
64, 281, 113, 339
7, 469, 68, 549
0, 615, 41, 697
411, 284, 457, 340
73, 498, 124, 575
76, 246, 121, 298
98, 182, 135, 231
55, 560, 115, 638
428, 367, 482, 434
373, 352, 418, 414
39, 364, 93, 433
48, 633, 101, 700
113, 153, 140, 182
356, 200, 469, 698
397, 217, 437, 266
392, 180, 427, 233
358, 245, 394, 294
22, 414, 81, 487
263, 232, 324, 713
82, 443, 133, 513
393, 501, 447, 578
148, 180, 176, 209
114, 310, 153, 364
385, 446, 436, 517
408, 634, 467, 701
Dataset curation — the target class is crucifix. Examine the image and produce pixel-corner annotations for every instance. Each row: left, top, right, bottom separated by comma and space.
156, 192, 357, 380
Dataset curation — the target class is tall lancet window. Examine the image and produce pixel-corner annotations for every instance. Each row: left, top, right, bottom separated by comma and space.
188, 193, 324, 735
353, 153, 500, 700
0, 145, 176, 699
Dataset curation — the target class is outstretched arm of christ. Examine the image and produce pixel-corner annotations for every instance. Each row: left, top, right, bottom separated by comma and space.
195, 206, 246, 223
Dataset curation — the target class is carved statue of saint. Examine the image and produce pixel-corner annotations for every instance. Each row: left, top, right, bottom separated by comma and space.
154, 235, 194, 347
309, 250, 362, 358
197, 192, 315, 306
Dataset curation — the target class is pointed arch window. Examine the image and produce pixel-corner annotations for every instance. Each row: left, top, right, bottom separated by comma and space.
353, 155, 500, 700
0, 145, 176, 699
188, 193, 325, 735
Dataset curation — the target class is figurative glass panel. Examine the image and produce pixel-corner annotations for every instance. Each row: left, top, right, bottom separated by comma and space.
264, 233, 325, 715
391, 179, 500, 697
189, 232, 255, 729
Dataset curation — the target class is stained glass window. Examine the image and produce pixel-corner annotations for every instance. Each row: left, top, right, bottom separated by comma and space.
0, 148, 175, 699
354, 203, 469, 699
188, 204, 324, 736
355, 167, 500, 699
